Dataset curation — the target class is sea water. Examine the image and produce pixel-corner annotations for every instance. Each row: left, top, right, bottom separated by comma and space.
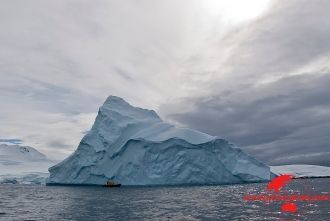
0, 178, 329, 220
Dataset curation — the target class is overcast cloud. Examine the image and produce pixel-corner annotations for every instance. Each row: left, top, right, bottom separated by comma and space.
164, 0, 330, 166
0, 0, 329, 165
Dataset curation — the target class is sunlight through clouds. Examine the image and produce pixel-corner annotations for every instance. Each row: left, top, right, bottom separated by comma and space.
202, 0, 273, 24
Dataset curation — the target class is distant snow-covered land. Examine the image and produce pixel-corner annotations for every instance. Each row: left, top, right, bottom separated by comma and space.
271, 165, 330, 178
0, 144, 56, 184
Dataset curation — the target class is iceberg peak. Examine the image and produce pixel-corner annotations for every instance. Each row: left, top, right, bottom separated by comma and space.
104, 95, 129, 106
100, 95, 161, 121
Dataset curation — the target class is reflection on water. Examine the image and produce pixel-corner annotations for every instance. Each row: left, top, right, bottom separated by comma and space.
0, 178, 329, 220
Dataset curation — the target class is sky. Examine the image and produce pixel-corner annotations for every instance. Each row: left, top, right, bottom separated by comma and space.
0, 0, 329, 166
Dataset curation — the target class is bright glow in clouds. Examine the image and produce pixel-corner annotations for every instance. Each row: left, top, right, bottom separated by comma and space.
202, 0, 273, 24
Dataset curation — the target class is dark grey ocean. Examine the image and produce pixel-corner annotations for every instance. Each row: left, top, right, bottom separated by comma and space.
0, 178, 329, 220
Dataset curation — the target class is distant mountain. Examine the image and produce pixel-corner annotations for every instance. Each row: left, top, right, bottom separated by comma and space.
48, 96, 273, 186
0, 144, 55, 184
0, 144, 48, 163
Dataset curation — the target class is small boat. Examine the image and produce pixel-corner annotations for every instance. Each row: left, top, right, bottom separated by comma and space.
103, 180, 121, 187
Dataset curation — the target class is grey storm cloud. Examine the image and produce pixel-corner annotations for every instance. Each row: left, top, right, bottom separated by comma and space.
168, 73, 330, 166
164, 0, 330, 166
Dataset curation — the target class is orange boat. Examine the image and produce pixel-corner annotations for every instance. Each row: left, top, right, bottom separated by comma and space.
103, 180, 121, 187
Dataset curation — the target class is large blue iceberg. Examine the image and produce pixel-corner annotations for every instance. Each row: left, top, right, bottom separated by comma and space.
47, 96, 272, 185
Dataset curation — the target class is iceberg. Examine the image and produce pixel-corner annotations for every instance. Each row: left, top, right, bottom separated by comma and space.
47, 96, 272, 185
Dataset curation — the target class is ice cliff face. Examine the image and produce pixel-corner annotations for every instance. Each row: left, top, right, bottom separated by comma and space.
47, 96, 272, 185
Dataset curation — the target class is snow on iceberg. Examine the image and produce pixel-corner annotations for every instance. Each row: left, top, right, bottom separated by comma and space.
271, 165, 330, 178
47, 96, 272, 185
